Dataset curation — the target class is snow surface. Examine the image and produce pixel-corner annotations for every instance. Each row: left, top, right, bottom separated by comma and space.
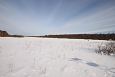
0, 37, 115, 77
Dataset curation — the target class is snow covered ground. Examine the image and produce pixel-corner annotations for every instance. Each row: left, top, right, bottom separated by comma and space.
0, 37, 115, 77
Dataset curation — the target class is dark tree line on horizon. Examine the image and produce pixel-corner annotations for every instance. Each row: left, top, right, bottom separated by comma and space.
0, 30, 115, 40
42, 34, 115, 40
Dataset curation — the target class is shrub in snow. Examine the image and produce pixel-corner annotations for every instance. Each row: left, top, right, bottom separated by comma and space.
96, 42, 115, 55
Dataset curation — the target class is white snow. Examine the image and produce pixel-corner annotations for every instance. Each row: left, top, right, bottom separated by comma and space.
0, 37, 115, 77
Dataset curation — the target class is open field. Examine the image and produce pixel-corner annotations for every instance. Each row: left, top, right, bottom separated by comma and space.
0, 37, 115, 77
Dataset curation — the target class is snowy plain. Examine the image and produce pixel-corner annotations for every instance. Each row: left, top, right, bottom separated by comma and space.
0, 37, 115, 77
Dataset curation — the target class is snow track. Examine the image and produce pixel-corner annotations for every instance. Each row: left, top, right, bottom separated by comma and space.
70, 57, 115, 77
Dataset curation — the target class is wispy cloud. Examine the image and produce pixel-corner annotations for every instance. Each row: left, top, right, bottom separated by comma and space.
0, 0, 115, 35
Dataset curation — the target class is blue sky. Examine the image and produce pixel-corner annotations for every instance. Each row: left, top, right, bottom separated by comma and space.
0, 0, 115, 35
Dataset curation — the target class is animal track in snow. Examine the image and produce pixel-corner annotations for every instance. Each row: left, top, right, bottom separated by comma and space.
69, 57, 115, 75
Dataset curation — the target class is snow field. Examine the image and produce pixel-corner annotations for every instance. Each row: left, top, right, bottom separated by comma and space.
0, 37, 115, 77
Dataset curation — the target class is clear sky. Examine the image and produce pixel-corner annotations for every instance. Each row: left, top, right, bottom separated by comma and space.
0, 0, 115, 35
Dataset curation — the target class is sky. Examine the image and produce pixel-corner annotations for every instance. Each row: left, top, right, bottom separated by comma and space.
0, 0, 115, 35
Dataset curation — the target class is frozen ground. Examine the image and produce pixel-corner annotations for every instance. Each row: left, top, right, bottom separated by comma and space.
0, 37, 115, 77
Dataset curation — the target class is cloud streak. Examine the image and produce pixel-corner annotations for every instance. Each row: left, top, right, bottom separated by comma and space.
0, 0, 115, 35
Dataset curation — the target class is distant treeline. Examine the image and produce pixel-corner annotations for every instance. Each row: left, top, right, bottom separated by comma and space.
42, 34, 115, 40
0, 30, 9, 37
0, 30, 115, 40
0, 30, 24, 37
9, 35, 24, 37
